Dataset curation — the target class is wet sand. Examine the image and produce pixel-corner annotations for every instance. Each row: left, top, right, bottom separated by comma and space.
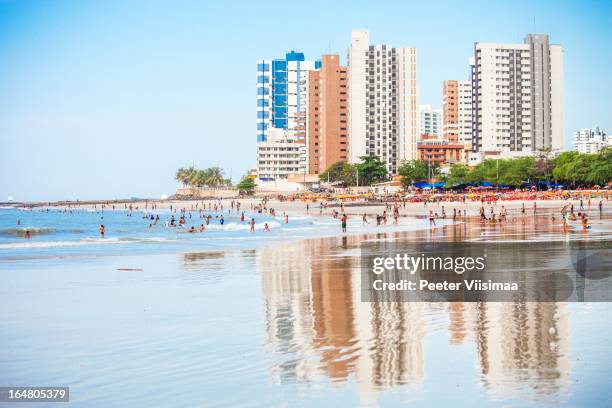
1, 212, 611, 406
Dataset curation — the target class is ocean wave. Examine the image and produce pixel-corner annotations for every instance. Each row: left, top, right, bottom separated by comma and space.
0, 236, 178, 249
201, 221, 282, 231
0, 227, 85, 237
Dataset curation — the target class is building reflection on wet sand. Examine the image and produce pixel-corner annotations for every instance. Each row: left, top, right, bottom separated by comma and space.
257, 217, 573, 404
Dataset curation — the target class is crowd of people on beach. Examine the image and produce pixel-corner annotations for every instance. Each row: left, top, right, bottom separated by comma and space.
13, 189, 608, 240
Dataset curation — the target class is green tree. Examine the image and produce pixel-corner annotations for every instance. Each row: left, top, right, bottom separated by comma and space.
319, 161, 357, 186
587, 147, 612, 185
397, 160, 433, 187
355, 155, 388, 186
189, 169, 208, 188
206, 167, 225, 187
236, 177, 256, 195
444, 164, 470, 187
175, 166, 195, 186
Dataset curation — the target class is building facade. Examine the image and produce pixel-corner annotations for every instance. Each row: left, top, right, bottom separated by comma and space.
307, 55, 349, 174
572, 126, 609, 154
256, 128, 307, 180
257, 51, 321, 143
417, 140, 465, 165
348, 29, 418, 174
457, 79, 473, 145
442, 81, 458, 142
472, 34, 563, 158
419, 105, 443, 139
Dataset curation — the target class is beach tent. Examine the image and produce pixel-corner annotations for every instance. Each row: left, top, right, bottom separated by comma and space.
413, 181, 446, 189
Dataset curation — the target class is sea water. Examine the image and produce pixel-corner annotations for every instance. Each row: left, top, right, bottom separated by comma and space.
0, 207, 438, 261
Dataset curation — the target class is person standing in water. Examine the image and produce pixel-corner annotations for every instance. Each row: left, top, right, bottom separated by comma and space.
250, 218, 256, 232
99, 224, 105, 238
341, 214, 347, 233
429, 210, 435, 226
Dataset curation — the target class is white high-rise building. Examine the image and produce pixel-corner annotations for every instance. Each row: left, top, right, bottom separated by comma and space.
348, 29, 418, 174
257, 52, 320, 143
472, 34, 563, 158
418, 105, 442, 138
457, 79, 473, 144
572, 126, 609, 154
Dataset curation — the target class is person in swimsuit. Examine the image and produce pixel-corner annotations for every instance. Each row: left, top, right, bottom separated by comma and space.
341, 214, 347, 233
99, 224, 105, 238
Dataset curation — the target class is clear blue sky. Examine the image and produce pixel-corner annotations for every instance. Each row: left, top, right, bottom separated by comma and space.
1, 0, 610, 201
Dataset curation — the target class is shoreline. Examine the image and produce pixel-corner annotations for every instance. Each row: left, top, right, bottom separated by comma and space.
4, 196, 607, 218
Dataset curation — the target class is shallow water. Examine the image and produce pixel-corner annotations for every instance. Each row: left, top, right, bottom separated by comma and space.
0, 208, 438, 260
0, 209, 611, 407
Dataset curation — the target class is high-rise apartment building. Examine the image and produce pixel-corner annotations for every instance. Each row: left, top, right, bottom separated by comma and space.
472, 34, 563, 157
572, 126, 609, 154
307, 55, 349, 174
348, 29, 418, 174
419, 105, 443, 139
442, 81, 458, 142
257, 51, 321, 143
457, 79, 473, 145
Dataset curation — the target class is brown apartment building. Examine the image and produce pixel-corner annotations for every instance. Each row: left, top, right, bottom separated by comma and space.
442, 80, 458, 142
307, 55, 349, 174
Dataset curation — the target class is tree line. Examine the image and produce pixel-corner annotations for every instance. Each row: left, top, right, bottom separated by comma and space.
175, 166, 232, 188
319, 148, 611, 188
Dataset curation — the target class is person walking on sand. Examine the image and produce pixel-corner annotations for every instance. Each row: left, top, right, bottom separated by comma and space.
341, 214, 348, 233
429, 210, 435, 227
99, 224, 105, 238
362, 214, 369, 225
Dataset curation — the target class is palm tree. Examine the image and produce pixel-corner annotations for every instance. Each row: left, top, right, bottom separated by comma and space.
206, 167, 225, 187
175, 166, 195, 187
